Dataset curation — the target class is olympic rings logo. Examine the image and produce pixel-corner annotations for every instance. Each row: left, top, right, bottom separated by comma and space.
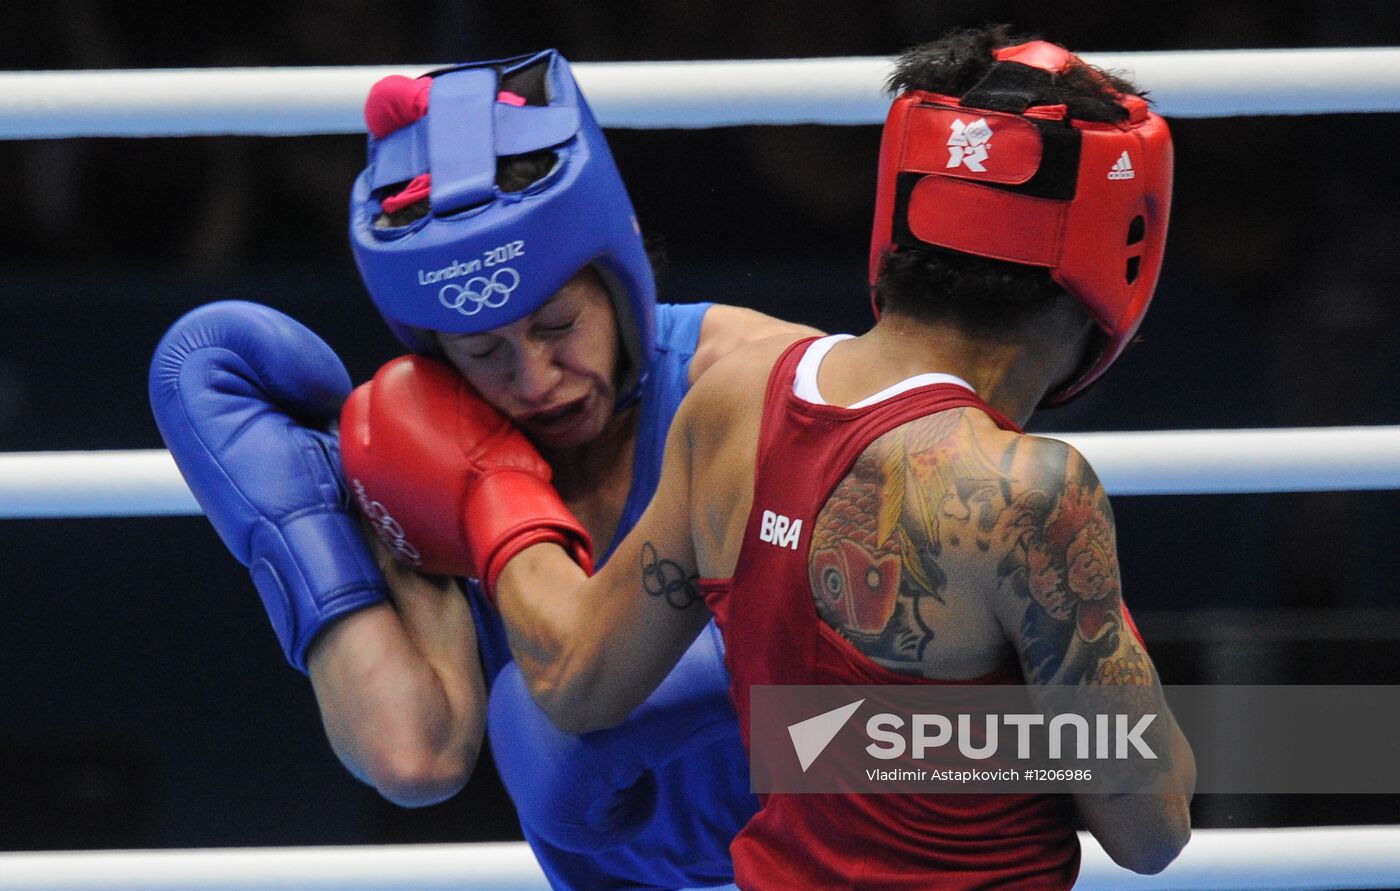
438, 267, 520, 316
351, 479, 422, 566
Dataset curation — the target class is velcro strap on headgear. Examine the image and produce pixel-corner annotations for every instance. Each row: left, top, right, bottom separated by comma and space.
906, 176, 1065, 267
494, 103, 580, 155
428, 69, 498, 214
897, 105, 1043, 183
961, 56, 1055, 114
365, 76, 582, 208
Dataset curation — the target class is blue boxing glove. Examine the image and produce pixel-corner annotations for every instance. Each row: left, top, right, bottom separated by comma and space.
149, 300, 388, 672
489, 620, 741, 852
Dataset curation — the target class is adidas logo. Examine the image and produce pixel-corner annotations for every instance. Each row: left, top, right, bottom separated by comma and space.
1108, 150, 1135, 181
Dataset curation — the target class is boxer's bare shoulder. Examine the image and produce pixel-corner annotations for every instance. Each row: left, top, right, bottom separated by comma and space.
689, 304, 822, 384
688, 326, 812, 398
678, 333, 803, 574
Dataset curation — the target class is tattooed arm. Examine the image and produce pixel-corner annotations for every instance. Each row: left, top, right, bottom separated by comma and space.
994, 438, 1194, 875
494, 385, 719, 735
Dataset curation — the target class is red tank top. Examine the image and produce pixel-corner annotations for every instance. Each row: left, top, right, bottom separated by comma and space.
701, 338, 1081, 890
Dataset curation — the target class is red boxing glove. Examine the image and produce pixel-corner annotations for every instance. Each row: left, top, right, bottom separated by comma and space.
340, 355, 592, 600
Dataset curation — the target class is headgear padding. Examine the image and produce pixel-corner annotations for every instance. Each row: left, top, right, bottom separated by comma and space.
869, 41, 1173, 404
350, 50, 656, 407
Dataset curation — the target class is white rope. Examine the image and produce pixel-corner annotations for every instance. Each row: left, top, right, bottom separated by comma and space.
0, 842, 547, 891
0, 828, 1395, 890
1, 47, 1398, 139
1052, 425, 1400, 496
0, 449, 196, 518
2, 426, 1397, 519
1074, 826, 1400, 890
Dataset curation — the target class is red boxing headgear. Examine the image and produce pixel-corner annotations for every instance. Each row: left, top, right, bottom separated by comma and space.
868, 41, 1173, 404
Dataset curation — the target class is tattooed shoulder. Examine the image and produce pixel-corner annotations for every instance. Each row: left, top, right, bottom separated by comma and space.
995, 440, 1137, 686
804, 413, 1139, 689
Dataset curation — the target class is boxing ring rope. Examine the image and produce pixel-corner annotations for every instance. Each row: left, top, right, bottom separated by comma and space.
2, 47, 1400, 139
1, 827, 1399, 890
3, 425, 1399, 519
5, 45, 1400, 891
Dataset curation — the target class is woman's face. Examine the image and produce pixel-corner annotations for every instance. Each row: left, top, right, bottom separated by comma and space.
437, 268, 621, 451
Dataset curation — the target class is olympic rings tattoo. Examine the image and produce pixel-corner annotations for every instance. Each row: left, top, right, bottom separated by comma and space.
641, 541, 702, 609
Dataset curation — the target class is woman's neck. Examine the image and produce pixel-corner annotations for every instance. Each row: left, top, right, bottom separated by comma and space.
543, 405, 640, 499
541, 405, 640, 555
836, 315, 1074, 427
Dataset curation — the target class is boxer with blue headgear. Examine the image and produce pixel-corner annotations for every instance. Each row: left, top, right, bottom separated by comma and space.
339, 51, 821, 890
351, 50, 655, 414
156, 48, 818, 891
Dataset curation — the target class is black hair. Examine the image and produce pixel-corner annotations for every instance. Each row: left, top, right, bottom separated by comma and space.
886, 25, 1141, 126
874, 25, 1142, 336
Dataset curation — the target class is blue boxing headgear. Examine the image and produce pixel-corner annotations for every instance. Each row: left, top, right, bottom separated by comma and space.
349, 50, 656, 406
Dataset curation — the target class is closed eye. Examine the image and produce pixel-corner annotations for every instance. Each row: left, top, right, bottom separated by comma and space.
455, 338, 500, 360
536, 317, 578, 335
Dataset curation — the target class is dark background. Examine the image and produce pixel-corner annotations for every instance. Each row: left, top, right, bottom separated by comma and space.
2, 0, 1399, 853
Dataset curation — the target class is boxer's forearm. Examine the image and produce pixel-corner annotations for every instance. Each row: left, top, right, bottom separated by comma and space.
496, 394, 715, 734
496, 537, 716, 735
308, 556, 485, 807
495, 542, 607, 733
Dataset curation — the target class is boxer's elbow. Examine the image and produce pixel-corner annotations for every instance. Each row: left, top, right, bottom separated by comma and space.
528, 675, 605, 735
322, 712, 476, 807
545, 697, 632, 736
539, 702, 608, 736
1084, 793, 1192, 875
1103, 821, 1191, 875
356, 708, 483, 807
365, 736, 479, 807
525, 652, 622, 736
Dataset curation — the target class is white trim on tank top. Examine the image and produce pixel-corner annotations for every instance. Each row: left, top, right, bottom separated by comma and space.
792, 334, 974, 409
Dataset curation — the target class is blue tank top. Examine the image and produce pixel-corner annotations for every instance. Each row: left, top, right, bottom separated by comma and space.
468, 302, 755, 890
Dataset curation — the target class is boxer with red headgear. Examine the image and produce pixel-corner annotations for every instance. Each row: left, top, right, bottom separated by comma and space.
154, 49, 817, 891
868, 37, 1172, 404
346, 28, 1194, 888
